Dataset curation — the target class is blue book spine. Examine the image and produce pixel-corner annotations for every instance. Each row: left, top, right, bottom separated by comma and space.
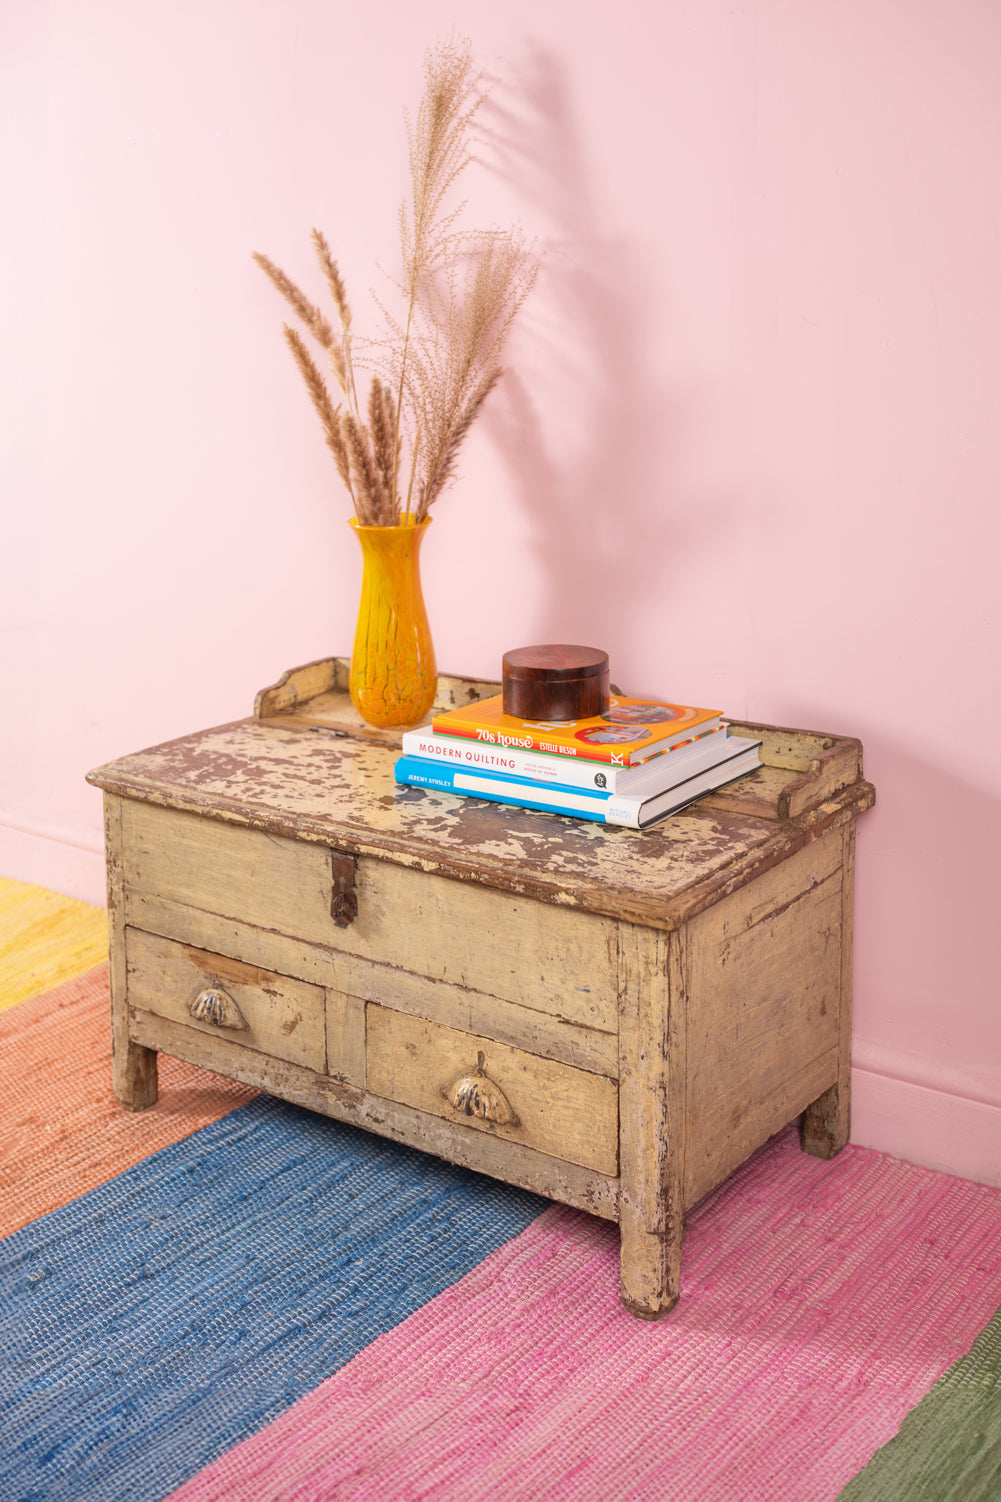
393, 755, 620, 825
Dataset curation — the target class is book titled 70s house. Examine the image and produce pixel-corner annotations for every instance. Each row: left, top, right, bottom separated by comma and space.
430, 693, 723, 768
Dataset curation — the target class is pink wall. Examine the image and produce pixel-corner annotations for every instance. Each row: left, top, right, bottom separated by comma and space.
3, 0, 999, 1184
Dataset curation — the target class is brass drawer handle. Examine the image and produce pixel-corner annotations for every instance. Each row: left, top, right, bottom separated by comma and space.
189, 986, 248, 1031
443, 1051, 520, 1127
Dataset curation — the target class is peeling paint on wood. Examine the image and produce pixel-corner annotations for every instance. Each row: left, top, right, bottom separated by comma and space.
87, 716, 873, 933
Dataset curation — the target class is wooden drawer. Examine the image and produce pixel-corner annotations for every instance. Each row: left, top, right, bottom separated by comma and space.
121, 801, 620, 1036
366, 1003, 619, 1177
125, 928, 328, 1073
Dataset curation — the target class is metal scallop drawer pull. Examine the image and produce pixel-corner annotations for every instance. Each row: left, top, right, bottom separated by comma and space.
189, 986, 248, 1031
443, 1051, 520, 1126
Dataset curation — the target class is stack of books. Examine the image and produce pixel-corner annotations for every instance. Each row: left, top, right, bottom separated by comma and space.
394, 692, 762, 829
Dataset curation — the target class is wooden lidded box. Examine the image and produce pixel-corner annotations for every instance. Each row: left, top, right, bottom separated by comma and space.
87, 658, 874, 1319
502, 644, 611, 721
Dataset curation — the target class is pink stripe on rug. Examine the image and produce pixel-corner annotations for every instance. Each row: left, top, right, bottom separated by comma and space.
169, 1127, 1001, 1502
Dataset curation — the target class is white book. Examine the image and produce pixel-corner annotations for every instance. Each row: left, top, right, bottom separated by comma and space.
603, 739, 762, 827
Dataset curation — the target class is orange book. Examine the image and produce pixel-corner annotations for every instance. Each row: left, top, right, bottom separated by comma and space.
430, 693, 723, 768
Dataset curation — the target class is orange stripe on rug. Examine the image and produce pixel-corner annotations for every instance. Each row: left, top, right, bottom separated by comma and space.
0, 963, 256, 1236
0, 876, 109, 1011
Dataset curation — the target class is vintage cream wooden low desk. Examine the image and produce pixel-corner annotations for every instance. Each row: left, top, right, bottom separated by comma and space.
87, 660, 875, 1319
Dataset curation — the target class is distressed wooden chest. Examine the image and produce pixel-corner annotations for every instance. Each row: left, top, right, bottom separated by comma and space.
87, 660, 874, 1318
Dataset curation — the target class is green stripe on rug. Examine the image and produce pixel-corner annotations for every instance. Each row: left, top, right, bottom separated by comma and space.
838, 1303, 1001, 1501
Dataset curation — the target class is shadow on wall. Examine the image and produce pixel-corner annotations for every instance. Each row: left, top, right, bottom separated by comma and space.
477, 44, 719, 669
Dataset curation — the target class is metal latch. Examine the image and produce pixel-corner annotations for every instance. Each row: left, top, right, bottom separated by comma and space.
330, 850, 358, 927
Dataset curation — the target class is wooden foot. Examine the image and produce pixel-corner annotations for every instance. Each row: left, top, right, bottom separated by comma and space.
113, 1039, 159, 1111
801, 1081, 849, 1159
620, 1287, 680, 1320
619, 1221, 683, 1319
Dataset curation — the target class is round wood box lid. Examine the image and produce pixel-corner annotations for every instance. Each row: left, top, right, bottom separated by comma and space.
502, 645, 611, 722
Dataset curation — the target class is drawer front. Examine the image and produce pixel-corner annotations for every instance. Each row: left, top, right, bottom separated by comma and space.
366, 1003, 619, 1177
126, 928, 327, 1072
122, 801, 619, 1035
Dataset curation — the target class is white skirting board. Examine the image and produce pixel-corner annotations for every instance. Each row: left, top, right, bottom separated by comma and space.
851, 1065, 1001, 1188
0, 820, 106, 907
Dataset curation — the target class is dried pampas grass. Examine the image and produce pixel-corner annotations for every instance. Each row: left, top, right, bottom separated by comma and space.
254, 37, 536, 527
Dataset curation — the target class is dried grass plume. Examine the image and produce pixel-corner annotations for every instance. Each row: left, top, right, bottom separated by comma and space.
253, 37, 536, 526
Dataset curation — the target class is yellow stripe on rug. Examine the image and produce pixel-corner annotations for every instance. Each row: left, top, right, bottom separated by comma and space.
0, 875, 109, 1011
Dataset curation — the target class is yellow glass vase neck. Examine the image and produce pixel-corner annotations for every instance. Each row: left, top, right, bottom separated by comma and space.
349, 516, 428, 533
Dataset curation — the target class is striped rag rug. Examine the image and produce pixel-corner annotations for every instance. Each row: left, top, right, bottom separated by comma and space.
1, 877, 999, 1501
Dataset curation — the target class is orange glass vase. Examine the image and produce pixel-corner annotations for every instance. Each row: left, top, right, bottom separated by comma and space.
348, 517, 437, 728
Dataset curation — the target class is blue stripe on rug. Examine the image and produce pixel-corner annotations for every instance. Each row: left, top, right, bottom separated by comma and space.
0, 1094, 546, 1502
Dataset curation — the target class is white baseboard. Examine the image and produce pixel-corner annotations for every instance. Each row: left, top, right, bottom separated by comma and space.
0, 820, 106, 907
851, 1065, 1001, 1188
